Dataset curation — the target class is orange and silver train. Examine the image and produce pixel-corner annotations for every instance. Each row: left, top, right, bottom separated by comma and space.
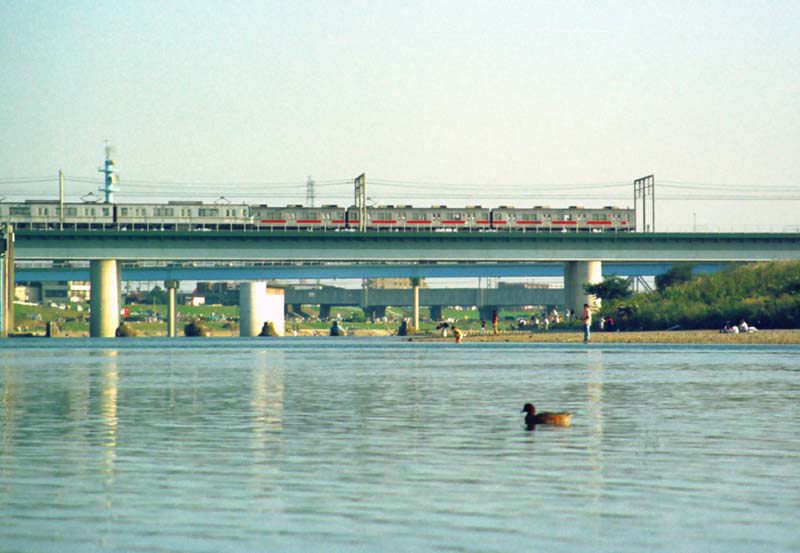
0, 200, 635, 232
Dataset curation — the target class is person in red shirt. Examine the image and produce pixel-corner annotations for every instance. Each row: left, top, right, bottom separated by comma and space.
581, 303, 592, 343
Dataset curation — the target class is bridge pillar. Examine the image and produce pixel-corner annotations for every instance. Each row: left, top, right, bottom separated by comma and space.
319, 304, 331, 320
1, 225, 14, 337
240, 281, 267, 337
165, 280, 179, 337
478, 305, 496, 322
366, 306, 386, 320
411, 277, 421, 329
430, 305, 443, 321
563, 261, 602, 314
90, 259, 120, 337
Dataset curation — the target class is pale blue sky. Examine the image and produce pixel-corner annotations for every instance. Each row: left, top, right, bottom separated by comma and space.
1, 1, 798, 230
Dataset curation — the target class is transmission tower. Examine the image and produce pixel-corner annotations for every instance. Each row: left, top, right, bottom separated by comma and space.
306, 176, 315, 207
354, 173, 366, 231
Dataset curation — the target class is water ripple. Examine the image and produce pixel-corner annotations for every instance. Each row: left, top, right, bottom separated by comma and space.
1, 340, 798, 552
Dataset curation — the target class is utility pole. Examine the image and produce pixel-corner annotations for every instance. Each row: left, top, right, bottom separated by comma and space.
633, 175, 655, 232
354, 173, 366, 232
59, 170, 65, 231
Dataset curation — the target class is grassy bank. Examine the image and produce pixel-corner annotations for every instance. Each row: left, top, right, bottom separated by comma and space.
413, 329, 800, 344
11, 302, 799, 343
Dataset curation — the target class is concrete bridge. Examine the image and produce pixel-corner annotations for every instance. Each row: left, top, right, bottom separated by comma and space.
285, 285, 563, 320
3, 227, 800, 337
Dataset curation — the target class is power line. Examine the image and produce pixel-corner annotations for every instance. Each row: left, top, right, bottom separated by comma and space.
2, 174, 799, 203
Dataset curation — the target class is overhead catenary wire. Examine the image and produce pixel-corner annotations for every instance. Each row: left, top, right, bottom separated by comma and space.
0, 174, 798, 203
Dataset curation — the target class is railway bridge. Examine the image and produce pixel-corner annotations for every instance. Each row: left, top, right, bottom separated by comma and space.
2, 227, 799, 337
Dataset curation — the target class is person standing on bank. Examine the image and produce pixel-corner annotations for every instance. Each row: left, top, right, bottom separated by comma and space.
581, 303, 592, 344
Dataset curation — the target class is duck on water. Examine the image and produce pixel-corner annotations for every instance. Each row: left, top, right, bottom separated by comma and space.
521, 403, 572, 430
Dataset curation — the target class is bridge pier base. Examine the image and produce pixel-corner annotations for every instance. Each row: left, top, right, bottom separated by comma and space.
165, 280, 179, 337
90, 259, 120, 337
563, 261, 602, 314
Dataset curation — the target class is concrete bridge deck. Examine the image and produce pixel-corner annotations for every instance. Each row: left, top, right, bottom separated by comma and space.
10, 229, 800, 263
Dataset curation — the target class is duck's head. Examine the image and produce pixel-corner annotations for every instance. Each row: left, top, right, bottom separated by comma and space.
521, 403, 535, 415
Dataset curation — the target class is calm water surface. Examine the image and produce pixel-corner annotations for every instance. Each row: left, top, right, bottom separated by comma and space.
1, 338, 798, 552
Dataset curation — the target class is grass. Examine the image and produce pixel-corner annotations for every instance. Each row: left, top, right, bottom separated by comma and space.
11, 302, 800, 343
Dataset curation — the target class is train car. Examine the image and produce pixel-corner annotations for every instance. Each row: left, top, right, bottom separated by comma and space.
0, 200, 115, 229
578, 205, 634, 231
251, 204, 347, 230
353, 205, 490, 231
491, 205, 634, 232
115, 201, 251, 230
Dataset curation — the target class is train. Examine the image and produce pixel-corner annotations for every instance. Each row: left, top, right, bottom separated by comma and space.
0, 199, 635, 232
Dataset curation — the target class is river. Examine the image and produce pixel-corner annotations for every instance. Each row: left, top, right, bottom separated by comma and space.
1, 338, 798, 552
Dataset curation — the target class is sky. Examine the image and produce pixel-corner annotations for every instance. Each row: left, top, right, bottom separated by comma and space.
1, 0, 799, 232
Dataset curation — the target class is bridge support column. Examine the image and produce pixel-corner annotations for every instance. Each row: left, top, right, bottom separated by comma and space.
478, 306, 496, 322
563, 261, 602, 314
165, 280, 179, 337
430, 305, 443, 321
1, 225, 14, 337
90, 259, 120, 337
366, 306, 386, 320
240, 281, 267, 337
411, 277, 421, 329
319, 304, 331, 320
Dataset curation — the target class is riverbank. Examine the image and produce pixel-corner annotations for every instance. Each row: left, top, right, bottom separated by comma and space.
14, 328, 799, 344
413, 329, 800, 344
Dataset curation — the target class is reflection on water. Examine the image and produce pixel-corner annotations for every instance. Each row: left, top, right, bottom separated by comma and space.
96, 350, 119, 483
0, 339, 798, 553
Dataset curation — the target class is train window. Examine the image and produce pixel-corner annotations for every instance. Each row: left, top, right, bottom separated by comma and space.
453, 213, 461, 220
562, 214, 572, 221
593, 214, 609, 221
198, 208, 219, 217
65, 207, 77, 216
121, 208, 129, 216
10, 206, 31, 216
103, 208, 110, 216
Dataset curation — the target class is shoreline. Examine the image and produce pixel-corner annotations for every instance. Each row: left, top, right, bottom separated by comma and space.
411, 329, 800, 345
11, 328, 800, 344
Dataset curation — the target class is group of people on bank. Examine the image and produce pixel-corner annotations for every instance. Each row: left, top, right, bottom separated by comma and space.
721, 319, 758, 334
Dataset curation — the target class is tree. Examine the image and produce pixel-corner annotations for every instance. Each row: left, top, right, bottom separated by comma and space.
146, 285, 169, 304
584, 276, 632, 302
655, 264, 695, 293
